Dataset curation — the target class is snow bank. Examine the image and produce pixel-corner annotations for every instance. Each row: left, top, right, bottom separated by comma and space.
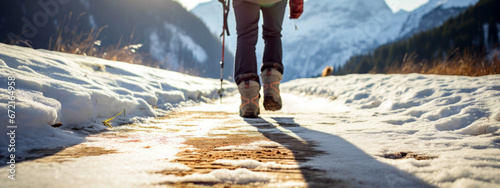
283, 74, 500, 134
0, 43, 233, 159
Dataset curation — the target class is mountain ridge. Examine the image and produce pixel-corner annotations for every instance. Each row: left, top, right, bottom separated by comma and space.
339, 0, 499, 75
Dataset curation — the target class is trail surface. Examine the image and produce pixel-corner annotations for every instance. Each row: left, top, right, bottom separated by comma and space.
1, 93, 433, 188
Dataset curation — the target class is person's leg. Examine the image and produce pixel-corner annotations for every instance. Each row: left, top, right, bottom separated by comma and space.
260, 0, 287, 111
233, 1, 261, 85
261, 0, 287, 74
233, 1, 261, 117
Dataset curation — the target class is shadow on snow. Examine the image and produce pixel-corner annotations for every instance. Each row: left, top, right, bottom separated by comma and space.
244, 117, 434, 188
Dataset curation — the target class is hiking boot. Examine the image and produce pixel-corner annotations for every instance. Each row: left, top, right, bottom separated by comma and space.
238, 80, 260, 118
261, 68, 282, 111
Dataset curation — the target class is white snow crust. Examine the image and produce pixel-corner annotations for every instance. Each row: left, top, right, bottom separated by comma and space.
0, 43, 229, 158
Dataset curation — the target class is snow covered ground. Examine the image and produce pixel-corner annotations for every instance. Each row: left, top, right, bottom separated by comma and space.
281, 74, 500, 187
0, 43, 233, 161
1, 43, 499, 187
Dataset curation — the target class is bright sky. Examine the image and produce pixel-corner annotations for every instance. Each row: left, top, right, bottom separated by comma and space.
175, 0, 430, 12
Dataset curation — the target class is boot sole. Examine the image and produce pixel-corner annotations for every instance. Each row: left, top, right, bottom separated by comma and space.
263, 96, 282, 111
240, 110, 260, 118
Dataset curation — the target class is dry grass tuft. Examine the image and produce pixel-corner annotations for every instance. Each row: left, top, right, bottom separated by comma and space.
387, 49, 500, 76
50, 12, 157, 67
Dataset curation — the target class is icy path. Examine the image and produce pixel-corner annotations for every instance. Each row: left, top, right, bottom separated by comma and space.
1, 93, 439, 188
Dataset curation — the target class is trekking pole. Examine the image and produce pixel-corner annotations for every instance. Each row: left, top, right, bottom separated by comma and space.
219, 35, 224, 104
218, 0, 230, 104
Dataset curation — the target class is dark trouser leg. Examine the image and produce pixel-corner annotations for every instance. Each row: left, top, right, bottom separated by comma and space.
233, 1, 260, 85
261, 0, 287, 74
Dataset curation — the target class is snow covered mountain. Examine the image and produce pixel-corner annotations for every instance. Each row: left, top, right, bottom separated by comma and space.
398, 0, 479, 39
192, 0, 478, 81
0, 0, 234, 79
191, 1, 238, 58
